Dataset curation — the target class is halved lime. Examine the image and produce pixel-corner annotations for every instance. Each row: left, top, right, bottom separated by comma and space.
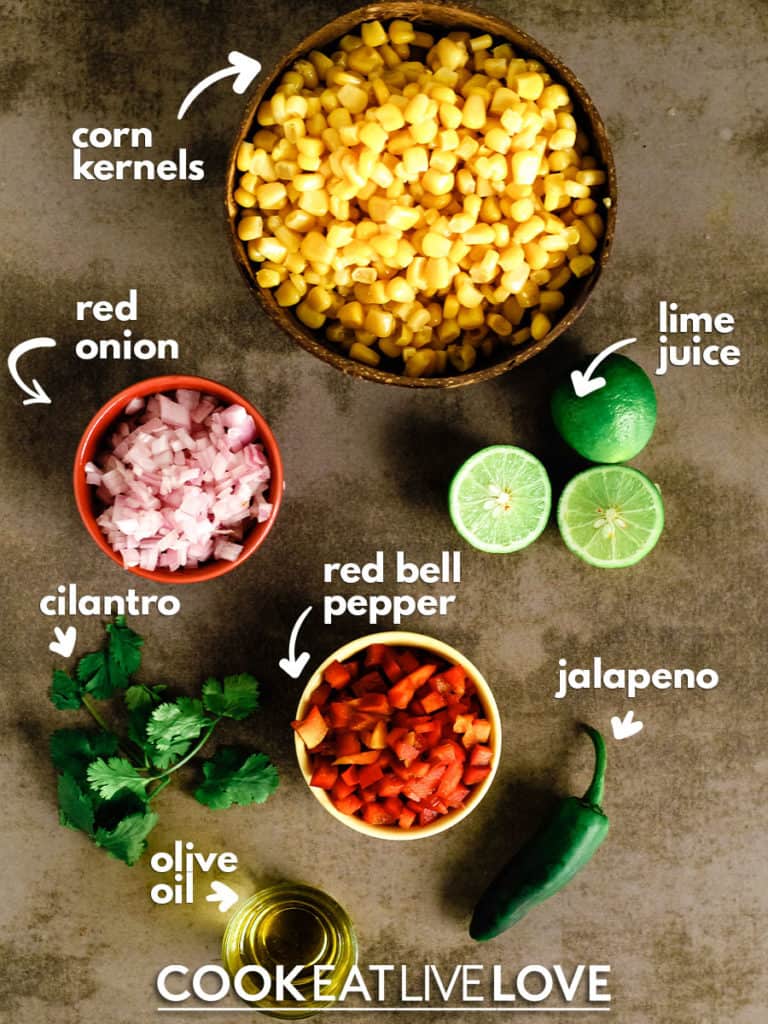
558, 466, 664, 568
449, 446, 552, 553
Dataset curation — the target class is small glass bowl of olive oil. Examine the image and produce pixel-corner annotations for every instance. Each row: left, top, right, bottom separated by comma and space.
222, 882, 357, 1018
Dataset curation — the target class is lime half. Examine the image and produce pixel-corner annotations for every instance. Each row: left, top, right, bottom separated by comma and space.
449, 446, 552, 553
558, 466, 664, 568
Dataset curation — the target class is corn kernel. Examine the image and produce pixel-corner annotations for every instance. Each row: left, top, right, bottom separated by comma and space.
511, 150, 540, 186
549, 127, 577, 151
234, 187, 257, 208
461, 93, 487, 130
361, 19, 387, 47
487, 313, 513, 336
422, 168, 455, 195
448, 343, 477, 372
515, 71, 544, 100
275, 279, 302, 306
350, 341, 381, 366
422, 231, 452, 257
296, 300, 326, 330
237, 215, 264, 241
573, 251, 598, 276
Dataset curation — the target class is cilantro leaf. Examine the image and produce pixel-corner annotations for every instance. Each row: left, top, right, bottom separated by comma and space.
107, 616, 143, 678
51, 670, 83, 710
194, 747, 279, 810
57, 773, 96, 835
124, 684, 166, 712
76, 650, 117, 699
143, 698, 211, 769
202, 674, 261, 720
94, 809, 158, 865
87, 757, 148, 800
146, 698, 210, 752
50, 728, 119, 780
125, 685, 167, 753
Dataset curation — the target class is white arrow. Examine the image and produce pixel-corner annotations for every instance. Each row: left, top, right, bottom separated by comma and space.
206, 880, 239, 913
177, 51, 261, 120
7, 337, 56, 405
611, 710, 644, 740
279, 605, 312, 680
49, 626, 77, 659
570, 337, 638, 398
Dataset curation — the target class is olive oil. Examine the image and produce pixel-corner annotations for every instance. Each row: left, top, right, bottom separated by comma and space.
222, 883, 357, 1017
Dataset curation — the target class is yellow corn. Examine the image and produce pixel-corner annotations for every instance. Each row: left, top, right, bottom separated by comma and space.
570, 253, 596, 277
236, 21, 606, 378
487, 313, 513, 336
237, 215, 264, 241
349, 342, 381, 366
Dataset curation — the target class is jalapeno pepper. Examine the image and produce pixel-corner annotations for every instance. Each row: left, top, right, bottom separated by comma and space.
470, 725, 609, 941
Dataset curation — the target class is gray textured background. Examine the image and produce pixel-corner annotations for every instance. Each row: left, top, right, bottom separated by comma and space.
1, 1, 767, 1021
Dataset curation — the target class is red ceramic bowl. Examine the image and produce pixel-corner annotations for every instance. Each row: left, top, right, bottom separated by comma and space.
73, 375, 284, 584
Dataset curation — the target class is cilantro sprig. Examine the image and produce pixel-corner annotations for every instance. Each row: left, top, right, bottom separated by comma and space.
49, 618, 279, 865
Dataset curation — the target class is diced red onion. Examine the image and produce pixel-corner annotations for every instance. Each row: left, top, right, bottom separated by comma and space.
90, 389, 272, 571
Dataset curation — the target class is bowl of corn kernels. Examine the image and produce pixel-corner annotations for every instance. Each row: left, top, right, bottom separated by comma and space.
226, 2, 617, 387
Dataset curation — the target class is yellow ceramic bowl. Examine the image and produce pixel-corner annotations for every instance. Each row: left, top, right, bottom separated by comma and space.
294, 630, 501, 840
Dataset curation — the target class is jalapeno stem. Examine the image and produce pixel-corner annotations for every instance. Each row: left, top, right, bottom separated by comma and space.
581, 724, 607, 808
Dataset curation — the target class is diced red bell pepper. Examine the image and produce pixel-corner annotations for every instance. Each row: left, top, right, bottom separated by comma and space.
362, 802, 398, 826
353, 693, 391, 716
364, 643, 388, 668
341, 765, 359, 786
398, 807, 417, 829
360, 787, 379, 804
309, 760, 338, 790
396, 650, 421, 674
462, 718, 492, 748
413, 722, 442, 748
445, 785, 470, 808
377, 776, 404, 797
393, 733, 423, 765
419, 807, 439, 826
333, 750, 381, 765
327, 702, 353, 729
358, 763, 384, 789
382, 796, 404, 819
388, 664, 438, 710
366, 720, 388, 749
351, 670, 388, 696
324, 659, 353, 689
336, 731, 361, 756
380, 649, 404, 683
463, 765, 492, 786
453, 713, 475, 735
292, 706, 329, 750
430, 740, 466, 763
309, 682, 332, 707
403, 763, 446, 802
435, 665, 466, 697
472, 719, 492, 742
423, 795, 448, 814
436, 761, 463, 800
469, 744, 493, 767
421, 690, 447, 713
333, 794, 363, 816
331, 777, 355, 801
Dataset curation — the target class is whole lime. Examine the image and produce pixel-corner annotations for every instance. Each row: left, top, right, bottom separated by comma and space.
551, 354, 657, 463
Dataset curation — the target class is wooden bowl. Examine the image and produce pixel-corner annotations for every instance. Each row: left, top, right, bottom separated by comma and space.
226, 2, 617, 388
